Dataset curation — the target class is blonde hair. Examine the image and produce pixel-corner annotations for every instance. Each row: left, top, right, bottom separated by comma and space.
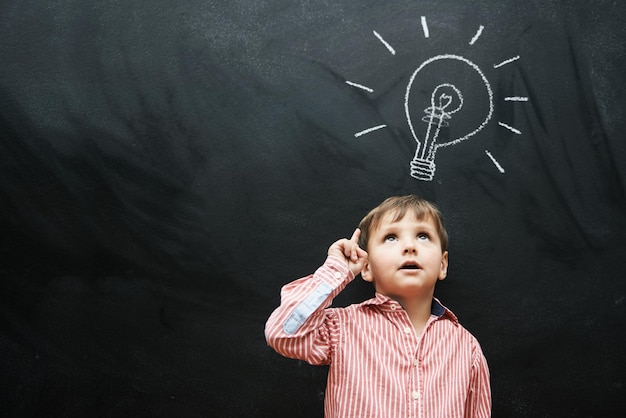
358, 195, 448, 252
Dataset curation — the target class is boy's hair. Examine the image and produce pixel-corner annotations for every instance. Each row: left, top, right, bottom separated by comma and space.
358, 195, 448, 252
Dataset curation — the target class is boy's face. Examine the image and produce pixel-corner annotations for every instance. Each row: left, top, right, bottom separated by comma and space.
361, 211, 448, 300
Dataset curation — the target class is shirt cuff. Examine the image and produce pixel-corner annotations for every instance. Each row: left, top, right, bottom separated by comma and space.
322, 255, 355, 287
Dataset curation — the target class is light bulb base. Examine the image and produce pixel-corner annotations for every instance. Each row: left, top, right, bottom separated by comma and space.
410, 158, 436, 181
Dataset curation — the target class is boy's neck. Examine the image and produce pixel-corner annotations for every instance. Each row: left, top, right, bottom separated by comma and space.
395, 293, 434, 336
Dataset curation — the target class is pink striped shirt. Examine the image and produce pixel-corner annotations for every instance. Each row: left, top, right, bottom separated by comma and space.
265, 256, 491, 418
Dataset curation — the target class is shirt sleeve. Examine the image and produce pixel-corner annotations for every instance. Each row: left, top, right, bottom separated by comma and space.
264, 255, 354, 365
464, 341, 492, 418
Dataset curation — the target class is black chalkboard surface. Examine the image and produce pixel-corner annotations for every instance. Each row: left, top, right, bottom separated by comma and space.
1, 0, 625, 416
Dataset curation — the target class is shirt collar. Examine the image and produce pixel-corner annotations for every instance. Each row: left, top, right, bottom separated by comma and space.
363, 293, 459, 324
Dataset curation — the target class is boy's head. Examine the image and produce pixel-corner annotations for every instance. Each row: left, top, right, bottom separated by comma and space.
357, 195, 449, 300
358, 195, 448, 252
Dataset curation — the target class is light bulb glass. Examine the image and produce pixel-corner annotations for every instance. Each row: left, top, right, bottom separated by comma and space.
405, 54, 494, 180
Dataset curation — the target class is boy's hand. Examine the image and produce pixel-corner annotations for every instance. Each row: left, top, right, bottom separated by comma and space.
327, 228, 368, 277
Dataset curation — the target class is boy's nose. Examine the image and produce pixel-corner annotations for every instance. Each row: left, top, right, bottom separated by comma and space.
403, 240, 417, 254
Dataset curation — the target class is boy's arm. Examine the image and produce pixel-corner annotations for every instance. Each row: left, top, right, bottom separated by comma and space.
264, 255, 354, 365
265, 229, 367, 365
464, 343, 492, 418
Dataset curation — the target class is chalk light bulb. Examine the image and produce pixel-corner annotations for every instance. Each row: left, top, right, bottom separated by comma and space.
405, 54, 494, 181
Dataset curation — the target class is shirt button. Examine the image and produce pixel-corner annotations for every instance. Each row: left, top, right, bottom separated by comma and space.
413, 358, 419, 367
391, 304, 397, 310
404, 327, 412, 334
412, 391, 420, 400
333, 271, 342, 279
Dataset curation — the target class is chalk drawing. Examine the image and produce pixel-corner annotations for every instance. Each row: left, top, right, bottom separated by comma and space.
373, 30, 396, 55
498, 121, 522, 135
469, 25, 484, 45
355, 125, 387, 138
405, 54, 493, 180
494, 56, 520, 69
421, 16, 430, 38
485, 150, 505, 173
344, 18, 528, 180
345, 81, 374, 93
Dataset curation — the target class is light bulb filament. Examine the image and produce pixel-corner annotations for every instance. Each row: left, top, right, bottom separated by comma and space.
422, 94, 454, 127
416, 85, 462, 162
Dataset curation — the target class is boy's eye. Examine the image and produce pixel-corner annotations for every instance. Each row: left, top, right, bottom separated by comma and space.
417, 233, 430, 241
384, 235, 397, 242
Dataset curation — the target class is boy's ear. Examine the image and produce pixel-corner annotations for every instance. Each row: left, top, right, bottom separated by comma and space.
438, 251, 449, 281
361, 260, 374, 283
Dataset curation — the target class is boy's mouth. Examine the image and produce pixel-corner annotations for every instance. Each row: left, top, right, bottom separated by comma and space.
399, 261, 421, 270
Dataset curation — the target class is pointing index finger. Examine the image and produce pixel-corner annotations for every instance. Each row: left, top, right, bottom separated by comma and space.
350, 228, 361, 244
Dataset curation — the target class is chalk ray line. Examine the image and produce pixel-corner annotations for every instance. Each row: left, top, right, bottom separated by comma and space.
345, 81, 374, 93
421, 16, 430, 38
485, 150, 505, 173
494, 55, 520, 68
373, 30, 396, 55
504, 96, 528, 101
354, 124, 387, 138
498, 121, 522, 135
469, 25, 484, 45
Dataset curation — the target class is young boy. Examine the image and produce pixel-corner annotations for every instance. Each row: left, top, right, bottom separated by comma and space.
265, 195, 491, 417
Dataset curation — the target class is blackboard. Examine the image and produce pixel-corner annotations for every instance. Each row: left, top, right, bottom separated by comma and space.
1, 0, 625, 416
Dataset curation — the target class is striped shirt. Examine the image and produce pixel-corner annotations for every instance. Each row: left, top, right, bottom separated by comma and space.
265, 256, 491, 418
